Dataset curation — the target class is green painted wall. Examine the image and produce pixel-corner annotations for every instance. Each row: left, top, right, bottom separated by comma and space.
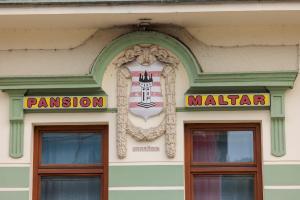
0, 191, 29, 200
109, 190, 184, 200
264, 165, 300, 185
109, 165, 184, 187
264, 189, 300, 200
0, 167, 29, 188
264, 165, 300, 200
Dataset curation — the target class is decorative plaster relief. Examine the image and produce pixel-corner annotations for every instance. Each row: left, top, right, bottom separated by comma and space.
115, 45, 179, 158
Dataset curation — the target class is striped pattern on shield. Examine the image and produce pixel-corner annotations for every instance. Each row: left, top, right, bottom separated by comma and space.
128, 61, 164, 120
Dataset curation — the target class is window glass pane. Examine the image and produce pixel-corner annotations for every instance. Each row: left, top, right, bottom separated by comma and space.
192, 131, 254, 162
42, 132, 102, 164
193, 175, 254, 200
41, 176, 101, 200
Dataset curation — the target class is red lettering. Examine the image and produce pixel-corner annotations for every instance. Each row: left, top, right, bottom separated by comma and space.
218, 95, 228, 105
240, 95, 251, 105
205, 95, 216, 106
254, 95, 265, 105
62, 97, 71, 107
73, 97, 78, 107
93, 97, 103, 107
80, 97, 91, 107
50, 97, 60, 108
228, 95, 239, 105
38, 98, 48, 108
188, 96, 202, 106
27, 98, 37, 108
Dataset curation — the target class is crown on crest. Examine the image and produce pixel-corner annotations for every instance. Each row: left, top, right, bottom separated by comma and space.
139, 71, 153, 83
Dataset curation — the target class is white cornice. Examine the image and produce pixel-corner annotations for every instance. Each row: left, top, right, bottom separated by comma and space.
2, 3, 300, 28
2, 3, 300, 15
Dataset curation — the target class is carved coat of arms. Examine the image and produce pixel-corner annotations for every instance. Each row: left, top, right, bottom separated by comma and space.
128, 61, 163, 120
115, 45, 179, 159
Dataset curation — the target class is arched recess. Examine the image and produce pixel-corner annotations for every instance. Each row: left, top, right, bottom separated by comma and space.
90, 31, 202, 86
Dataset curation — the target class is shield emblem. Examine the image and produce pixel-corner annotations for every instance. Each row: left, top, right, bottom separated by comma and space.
128, 61, 164, 120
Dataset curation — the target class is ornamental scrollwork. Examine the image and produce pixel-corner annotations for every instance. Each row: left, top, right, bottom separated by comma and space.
115, 45, 179, 159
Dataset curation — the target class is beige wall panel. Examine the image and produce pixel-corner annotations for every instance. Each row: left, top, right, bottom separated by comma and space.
199, 45, 298, 72
161, 26, 298, 72
188, 26, 300, 46
102, 56, 118, 108
0, 29, 97, 50
0, 26, 298, 76
0, 28, 128, 76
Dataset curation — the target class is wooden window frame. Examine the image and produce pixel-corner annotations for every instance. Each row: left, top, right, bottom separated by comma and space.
33, 125, 108, 200
184, 123, 263, 200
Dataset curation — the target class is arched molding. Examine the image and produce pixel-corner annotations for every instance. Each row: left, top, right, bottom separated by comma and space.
90, 31, 202, 86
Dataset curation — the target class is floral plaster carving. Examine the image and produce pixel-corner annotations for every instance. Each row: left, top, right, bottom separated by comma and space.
115, 45, 179, 159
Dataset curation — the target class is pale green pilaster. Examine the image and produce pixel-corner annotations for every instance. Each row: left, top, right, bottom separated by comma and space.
267, 87, 286, 157
5, 90, 27, 158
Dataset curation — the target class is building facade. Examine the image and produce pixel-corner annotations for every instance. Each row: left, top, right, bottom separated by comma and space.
0, 1, 299, 200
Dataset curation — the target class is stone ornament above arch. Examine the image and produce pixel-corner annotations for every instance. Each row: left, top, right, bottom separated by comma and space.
114, 44, 179, 159
90, 31, 202, 87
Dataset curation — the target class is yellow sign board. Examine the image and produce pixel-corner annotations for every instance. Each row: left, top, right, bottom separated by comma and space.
185, 93, 270, 107
24, 96, 107, 110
